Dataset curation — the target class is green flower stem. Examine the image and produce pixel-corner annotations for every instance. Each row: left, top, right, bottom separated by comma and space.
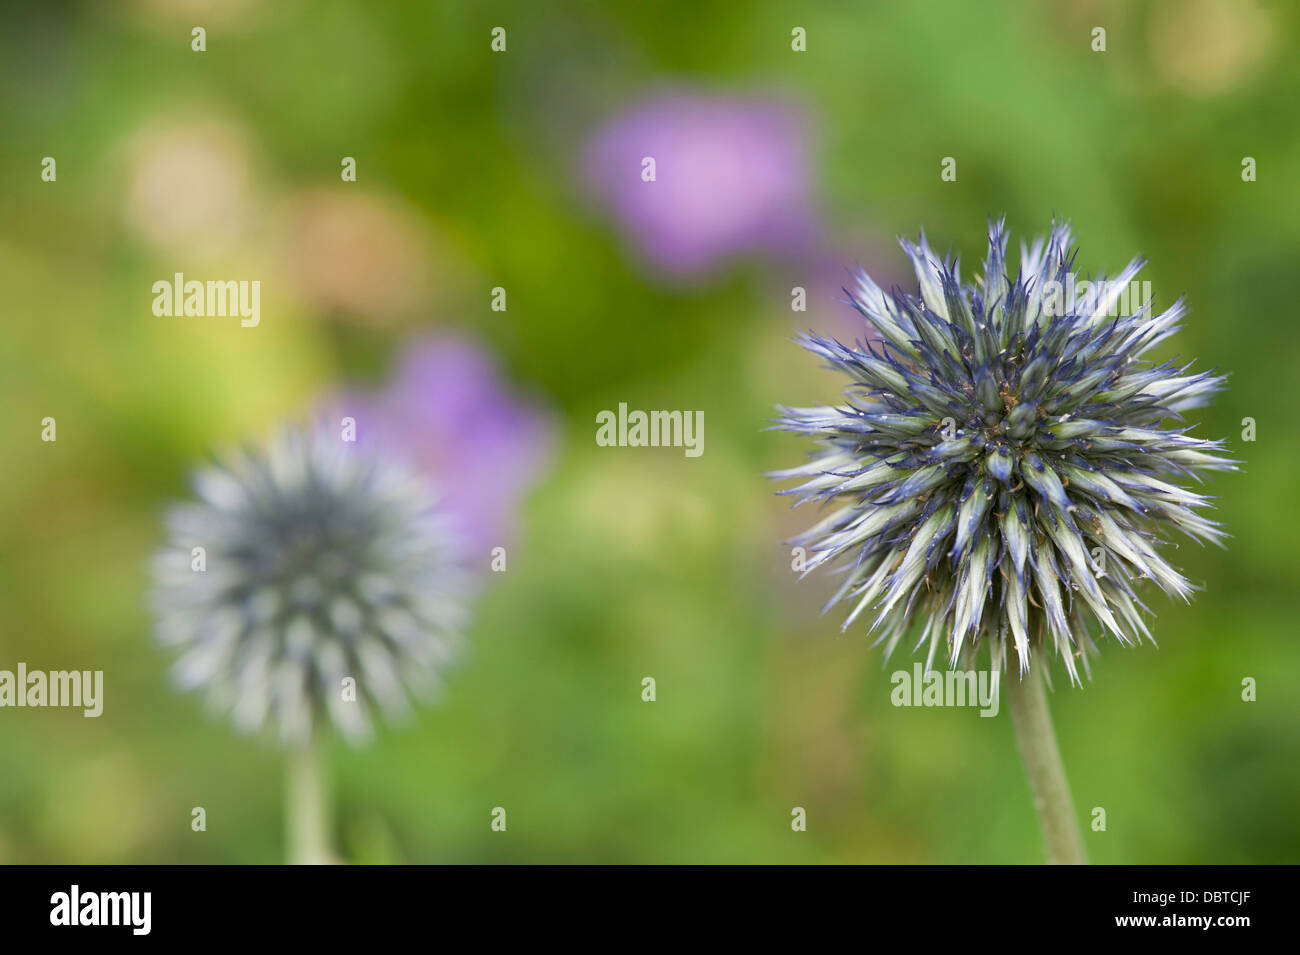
1006, 665, 1087, 865
286, 741, 334, 865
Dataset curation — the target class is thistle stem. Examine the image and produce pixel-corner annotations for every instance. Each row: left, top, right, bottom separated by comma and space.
1005, 665, 1087, 865
286, 740, 334, 865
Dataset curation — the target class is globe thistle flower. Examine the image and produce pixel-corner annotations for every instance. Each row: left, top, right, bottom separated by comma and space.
773, 218, 1235, 685
150, 424, 469, 747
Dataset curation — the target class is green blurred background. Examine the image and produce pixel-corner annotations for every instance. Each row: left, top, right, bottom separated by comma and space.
1, 0, 1298, 863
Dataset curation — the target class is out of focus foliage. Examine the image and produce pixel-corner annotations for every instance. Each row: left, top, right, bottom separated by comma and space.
0, 0, 1296, 863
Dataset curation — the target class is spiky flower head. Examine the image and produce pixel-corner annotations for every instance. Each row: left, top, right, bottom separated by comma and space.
774, 219, 1234, 683
150, 424, 469, 744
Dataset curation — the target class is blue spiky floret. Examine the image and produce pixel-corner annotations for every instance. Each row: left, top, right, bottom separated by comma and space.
773, 219, 1235, 684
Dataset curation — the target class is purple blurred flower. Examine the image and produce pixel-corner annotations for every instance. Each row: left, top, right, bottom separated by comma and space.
582, 91, 818, 278
787, 237, 909, 345
328, 335, 555, 561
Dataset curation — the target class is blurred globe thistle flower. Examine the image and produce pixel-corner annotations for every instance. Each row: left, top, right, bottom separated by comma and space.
150, 424, 468, 747
773, 219, 1234, 685
151, 336, 551, 862
582, 91, 818, 279
327, 334, 555, 560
